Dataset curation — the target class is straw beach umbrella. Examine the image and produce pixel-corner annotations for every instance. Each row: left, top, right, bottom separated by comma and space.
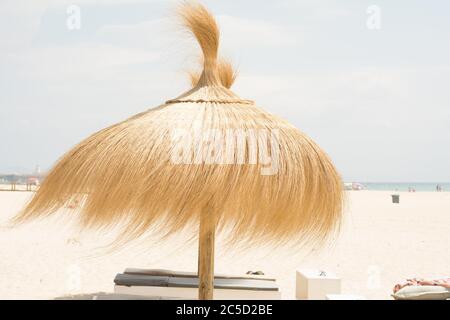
15, 2, 344, 300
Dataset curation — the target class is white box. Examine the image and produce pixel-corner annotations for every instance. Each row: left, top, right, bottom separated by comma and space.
296, 269, 341, 300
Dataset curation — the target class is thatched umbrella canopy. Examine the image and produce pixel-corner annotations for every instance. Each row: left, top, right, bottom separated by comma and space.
15, 2, 344, 300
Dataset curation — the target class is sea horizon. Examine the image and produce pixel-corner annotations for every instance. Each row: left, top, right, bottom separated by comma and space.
350, 182, 450, 192
1, 174, 449, 192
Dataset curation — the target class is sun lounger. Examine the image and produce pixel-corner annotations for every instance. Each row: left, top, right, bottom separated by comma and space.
55, 292, 184, 300
326, 294, 366, 300
123, 268, 276, 281
114, 269, 281, 300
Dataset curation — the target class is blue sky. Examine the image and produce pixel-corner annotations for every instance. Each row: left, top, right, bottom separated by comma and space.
1, 0, 449, 182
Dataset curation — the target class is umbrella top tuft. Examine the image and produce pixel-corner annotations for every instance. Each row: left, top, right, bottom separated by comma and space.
188, 59, 237, 89
178, 2, 221, 88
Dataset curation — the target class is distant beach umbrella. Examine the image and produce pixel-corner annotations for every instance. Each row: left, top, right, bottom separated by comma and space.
15, 2, 344, 300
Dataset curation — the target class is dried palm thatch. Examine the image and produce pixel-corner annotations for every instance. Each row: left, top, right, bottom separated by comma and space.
188, 58, 237, 89
15, 2, 344, 250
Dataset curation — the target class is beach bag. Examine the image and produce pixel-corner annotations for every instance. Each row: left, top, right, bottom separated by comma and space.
392, 285, 450, 300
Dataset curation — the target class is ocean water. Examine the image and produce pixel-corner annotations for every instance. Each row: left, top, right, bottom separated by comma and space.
357, 183, 450, 192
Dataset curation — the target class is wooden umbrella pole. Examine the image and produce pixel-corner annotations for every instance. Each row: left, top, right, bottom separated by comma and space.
198, 205, 216, 300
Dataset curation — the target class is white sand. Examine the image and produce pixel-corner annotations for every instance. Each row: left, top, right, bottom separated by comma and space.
0, 190, 449, 300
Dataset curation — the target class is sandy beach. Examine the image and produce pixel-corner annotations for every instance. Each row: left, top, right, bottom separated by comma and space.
0, 190, 449, 300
